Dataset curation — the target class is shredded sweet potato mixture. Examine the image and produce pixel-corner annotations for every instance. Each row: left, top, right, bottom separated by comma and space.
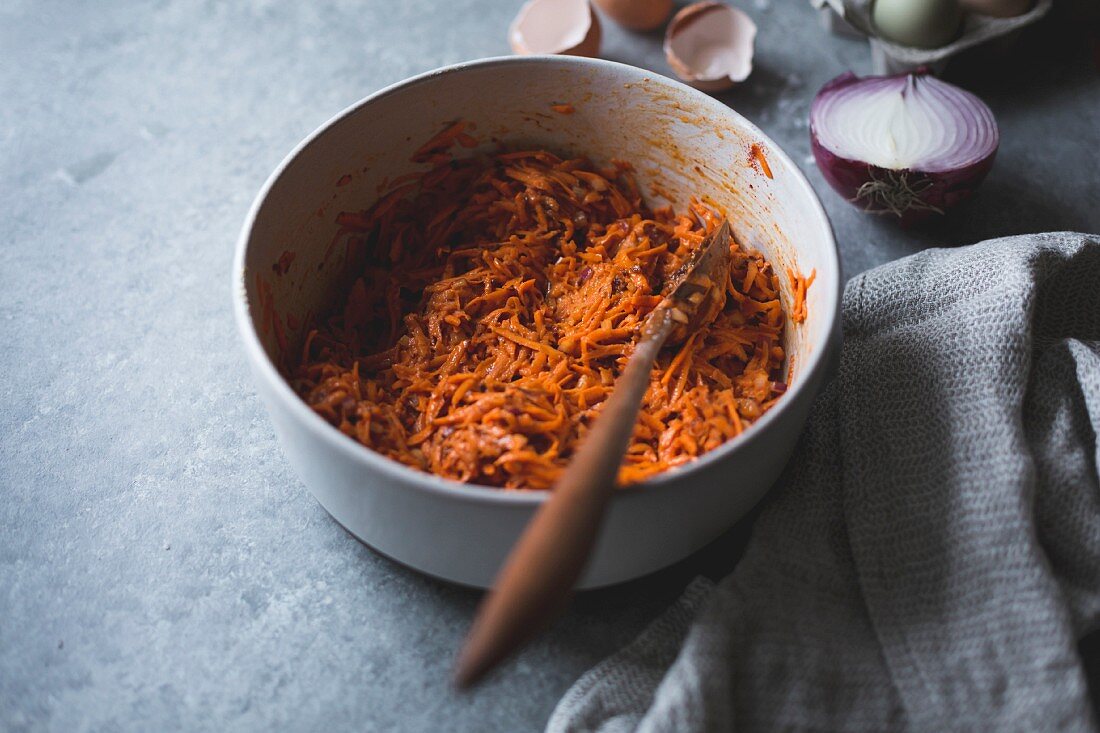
292, 132, 802, 490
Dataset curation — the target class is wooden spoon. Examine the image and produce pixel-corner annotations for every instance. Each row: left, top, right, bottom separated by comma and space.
453, 220, 733, 689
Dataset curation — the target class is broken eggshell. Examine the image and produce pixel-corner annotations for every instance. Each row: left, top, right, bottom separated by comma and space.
509, 0, 601, 58
664, 2, 757, 92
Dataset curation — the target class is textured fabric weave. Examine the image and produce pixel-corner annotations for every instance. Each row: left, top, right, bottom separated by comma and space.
549, 233, 1100, 732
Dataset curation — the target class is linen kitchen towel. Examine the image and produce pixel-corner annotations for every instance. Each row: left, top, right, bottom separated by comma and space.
549, 232, 1100, 732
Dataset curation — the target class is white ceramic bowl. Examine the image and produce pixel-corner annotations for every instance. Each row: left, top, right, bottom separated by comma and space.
234, 56, 840, 589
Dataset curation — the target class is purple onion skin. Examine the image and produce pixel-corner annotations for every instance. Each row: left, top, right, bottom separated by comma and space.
810, 71, 999, 227
810, 136, 997, 226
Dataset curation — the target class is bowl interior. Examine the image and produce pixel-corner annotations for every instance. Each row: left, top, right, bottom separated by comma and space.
239, 56, 838, 484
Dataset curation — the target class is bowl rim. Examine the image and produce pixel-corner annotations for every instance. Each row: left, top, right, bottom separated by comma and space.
232, 54, 840, 507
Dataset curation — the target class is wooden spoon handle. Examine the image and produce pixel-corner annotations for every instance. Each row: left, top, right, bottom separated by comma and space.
453, 331, 668, 688
453, 222, 731, 688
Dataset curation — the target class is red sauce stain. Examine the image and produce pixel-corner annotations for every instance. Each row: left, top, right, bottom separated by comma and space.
748, 143, 773, 179
272, 250, 296, 276
521, 115, 551, 132
253, 272, 288, 364
336, 174, 353, 187
255, 272, 272, 336
271, 310, 288, 356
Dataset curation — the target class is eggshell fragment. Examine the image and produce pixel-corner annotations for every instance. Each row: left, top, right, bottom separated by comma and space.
664, 2, 757, 92
509, 0, 601, 58
593, 0, 673, 32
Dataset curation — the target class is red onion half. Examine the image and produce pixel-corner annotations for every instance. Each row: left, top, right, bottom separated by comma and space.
810, 70, 999, 224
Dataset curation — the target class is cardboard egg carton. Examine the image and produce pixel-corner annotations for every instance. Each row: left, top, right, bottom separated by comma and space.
810, 0, 1052, 74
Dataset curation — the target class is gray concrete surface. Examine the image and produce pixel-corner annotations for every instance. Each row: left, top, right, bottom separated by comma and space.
2, 1, 1098, 730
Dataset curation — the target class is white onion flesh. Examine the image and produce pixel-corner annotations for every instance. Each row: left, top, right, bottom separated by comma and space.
811, 73, 998, 173
810, 71, 1000, 222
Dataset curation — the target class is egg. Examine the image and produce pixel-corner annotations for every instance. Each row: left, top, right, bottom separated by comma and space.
664, 2, 757, 93
959, 0, 1032, 17
872, 0, 962, 49
593, 0, 673, 32
509, 0, 601, 57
